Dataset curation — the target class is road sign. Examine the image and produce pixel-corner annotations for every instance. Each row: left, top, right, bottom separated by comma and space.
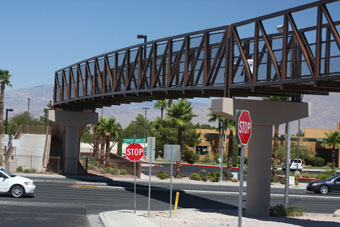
237, 110, 252, 145
123, 138, 146, 143
126, 143, 144, 162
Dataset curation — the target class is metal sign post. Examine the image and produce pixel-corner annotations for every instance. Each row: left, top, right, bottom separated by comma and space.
164, 144, 180, 218
134, 160, 136, 214
147, 137, 155, 217
170, 146, 173, 217
236, 109, 252, 227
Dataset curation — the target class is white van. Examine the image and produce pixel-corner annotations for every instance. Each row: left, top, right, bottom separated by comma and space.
0, 168, 36, 198
282, 159, 303, 171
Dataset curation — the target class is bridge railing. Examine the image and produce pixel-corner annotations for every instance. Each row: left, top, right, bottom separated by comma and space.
54, 0, 340, 107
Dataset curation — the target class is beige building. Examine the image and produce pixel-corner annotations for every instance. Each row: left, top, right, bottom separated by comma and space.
193, 123, 340, 167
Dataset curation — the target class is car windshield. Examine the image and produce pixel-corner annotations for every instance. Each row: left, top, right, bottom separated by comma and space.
1, 169, 15, 177
325, 175, 339, 181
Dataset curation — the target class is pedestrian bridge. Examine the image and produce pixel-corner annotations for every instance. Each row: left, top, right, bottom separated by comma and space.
53, 0, 340, 109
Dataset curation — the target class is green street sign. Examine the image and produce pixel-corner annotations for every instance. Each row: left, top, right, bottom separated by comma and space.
123, 138, 146, 143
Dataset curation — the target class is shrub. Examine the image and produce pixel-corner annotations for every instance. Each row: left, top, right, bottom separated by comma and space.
189, 173, 201, 181
23, 169, 30, 173
271, 175, 276, 183
199, 169, 208, 177
111, 168, 119, 175
16, 166, 23, 172
104, 167, 111, 173
0, 155, 2, 165
312, 157, 324, 167
89, 159, 98, 166
156, 172, 170, 179
182, 148, 199, 164
30, 169, 36, 173
286, 206, 303, 217
202, 154, 212, 163
305, 157, 324, 167
88, 164, 95, 170
280, 177, 285, 184
208, 171, 220, 182
201, 176, 208, 182
110, 162, 116, 169
270, 204, 287, 217
320, 174, 332, 180
120, 169, 128, 175
325, 170, 336, 176
232, 178, 238, 182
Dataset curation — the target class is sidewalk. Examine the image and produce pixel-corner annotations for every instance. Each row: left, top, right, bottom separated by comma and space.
99, 210, 157, 227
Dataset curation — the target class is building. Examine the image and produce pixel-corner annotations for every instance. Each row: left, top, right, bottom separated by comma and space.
193, 123, 340, 167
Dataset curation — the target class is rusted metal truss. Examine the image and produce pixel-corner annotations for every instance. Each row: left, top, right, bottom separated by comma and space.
54, 0, 340, 109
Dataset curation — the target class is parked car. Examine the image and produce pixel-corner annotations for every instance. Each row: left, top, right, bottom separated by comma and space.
0, 168, 36, 198
282, 159, 303, 171
306, 175, 340, 195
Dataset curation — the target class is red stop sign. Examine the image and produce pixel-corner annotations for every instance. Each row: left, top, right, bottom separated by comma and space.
126, 143, 144, 162
238, 110, 252, 145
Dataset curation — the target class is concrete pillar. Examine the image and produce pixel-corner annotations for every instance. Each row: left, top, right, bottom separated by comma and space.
48, 110, 98, 175
212, 98, 310, 217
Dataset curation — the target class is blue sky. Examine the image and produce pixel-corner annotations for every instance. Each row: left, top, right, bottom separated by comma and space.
0, 0, 334, 90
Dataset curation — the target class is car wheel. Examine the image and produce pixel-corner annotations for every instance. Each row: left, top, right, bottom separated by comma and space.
10, 185, 25, 198
319, 185, 329, 195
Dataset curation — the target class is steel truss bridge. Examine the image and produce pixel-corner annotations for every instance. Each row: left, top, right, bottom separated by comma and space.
53, 0, 340, 109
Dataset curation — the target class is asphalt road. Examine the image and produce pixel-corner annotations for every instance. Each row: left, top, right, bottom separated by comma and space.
0, 177, 339, 227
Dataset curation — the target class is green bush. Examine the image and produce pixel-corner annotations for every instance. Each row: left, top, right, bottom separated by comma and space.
280, 177, 285, 184
111, 168, 119, 175
120, 169, 128, 175
208, 171, 220, 182
88, 164, 95, 170
271, 175, 276, 183
110, 162, 116, 169
16, 166, 23, 172
325, 170, 336, 176
104, 167, 111, 173
199, 169, 208, 177
270, 204, 287, 217
23, 169, 30, 173
232, 178, 238, 182
201, 176, 208, 182
305, 157, 324, 167
202, 154, 212, 163
182, 148, 199, 164
156, 172, 170, 179
0, 155, 2, 165
189, 173, 201, 181
320, 174, 332, 180
89, 158, 98, 166
30, 169, 36, 173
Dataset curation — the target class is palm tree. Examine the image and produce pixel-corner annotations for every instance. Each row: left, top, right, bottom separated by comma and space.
102, 117, 122, 167
322, 131, 340, 171
263, 96, 289, 181
208, 111, 235, 180
0, 70, 12, 156
154, 100, 169, 119
167, 99, 197, 178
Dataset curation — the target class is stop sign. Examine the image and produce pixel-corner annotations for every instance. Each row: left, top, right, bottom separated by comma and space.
126, 143, 144, 162
238, 110, 252, 145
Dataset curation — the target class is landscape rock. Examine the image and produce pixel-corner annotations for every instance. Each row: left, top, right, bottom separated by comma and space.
334, 209, 340, 217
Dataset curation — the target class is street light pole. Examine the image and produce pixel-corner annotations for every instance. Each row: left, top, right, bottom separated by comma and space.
142, 107, 150, 140
27, 98, 31, 114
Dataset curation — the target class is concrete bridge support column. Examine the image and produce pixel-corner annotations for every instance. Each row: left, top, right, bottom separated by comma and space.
212, 98, 310, 217
48, 110, 99, 175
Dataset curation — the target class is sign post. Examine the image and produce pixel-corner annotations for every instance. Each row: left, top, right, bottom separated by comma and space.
125, 142, 144, 214
147, 137, 155, 217
164, 145, 180, 217
236, 110, 252, 227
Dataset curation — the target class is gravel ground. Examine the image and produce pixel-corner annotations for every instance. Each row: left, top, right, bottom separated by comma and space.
146, 209, 340, 227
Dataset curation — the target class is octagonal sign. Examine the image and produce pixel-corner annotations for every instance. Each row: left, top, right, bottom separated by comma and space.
126, 143, 144, 162
237, 110, 252, 145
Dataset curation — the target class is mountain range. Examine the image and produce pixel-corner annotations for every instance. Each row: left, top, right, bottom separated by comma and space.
5, 84, 340, 135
